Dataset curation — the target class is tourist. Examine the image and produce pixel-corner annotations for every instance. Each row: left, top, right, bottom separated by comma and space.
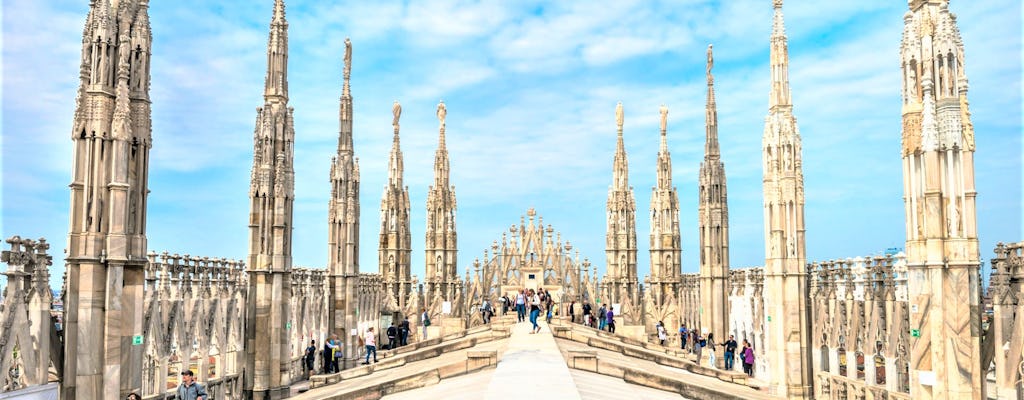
706, 332, 717, 368
529, 289, 542, 334
321, 338, 334, 373
679, 324, 688, 350
399, 318, 410, 346
386, 322, 398, 350
363, 327, 378, 364
695, 333, 704, 361
657, 321, 667, 346
723, 335, 738, 370
332, 336, 342, 371
515, 290, 526, 322
175, 370, 208, 400
304, 339, 317, 375
126, 393, 142, 400
602, 304, 610, 333
421, 308, 431, 340
582, 302, 592, 326
742, 340, 755, 376
499, 295, 508, 315
598, 304, 607, 330
545, 294, 554, 324
481, 297, 492, 324
691, 330, 700, 355
569, 300, 577, 323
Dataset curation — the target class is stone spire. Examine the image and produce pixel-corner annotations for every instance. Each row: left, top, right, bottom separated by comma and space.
900, 1, 983, 398
425, 101, 459, 307
328, 37, 360, 365
760, 1, 812, 397
698, 44, 731, 365
605, 102, 639, 318
380, 101, 412, 314
245, 0, 295, 396
264, 0, 288, 100
64, 1, 152, 398
649, 104, 681, 330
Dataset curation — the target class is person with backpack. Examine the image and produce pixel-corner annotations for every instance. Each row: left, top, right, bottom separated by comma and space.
605, 306, 616, 333
597, 304, 607, 330
386, 322, 398, 350
706, 332, 717, 368
304, 339, 316, 376
331, 336, 342, 372
421, 308, 431, 340
481, 298, 493, 324
742, 340, 755, 376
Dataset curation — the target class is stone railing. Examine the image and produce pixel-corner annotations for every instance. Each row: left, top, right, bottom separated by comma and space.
990, 241, 1024, 400
139, 251, 248, 397
808, 254, 910, 398
0, 236, 57, 392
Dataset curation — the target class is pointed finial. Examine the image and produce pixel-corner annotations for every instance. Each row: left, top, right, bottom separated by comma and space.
392, 101, 402, 128
773, 0, 783, 9
437, 100, 447, 126
659, 105, 668, 133
615, 102, 624, 132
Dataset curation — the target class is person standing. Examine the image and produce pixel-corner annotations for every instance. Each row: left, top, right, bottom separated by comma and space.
528, 289, 542, 334
741, 340, 755, 376
723, 335, 738, 371
331, 335, 342, 372
363, 327, 378, 364
695, 333, 704, 361
386, 322, 398, 350
421, 308, 431, 340
582, 302, 592, 326
706, 332, 717, 368
605, 306, 615, 333
515, 290, 526, 323
304, 340, 317, 376
175, 370, 208, 400
657, 321, 667, 346
545, 295, 554, 324
679, 324, 688, 350
399, 318, 410, 346
569, 301, 576, 323
321, 338, 334, 373
481, 298, 492, 324
598, 304, 607, 331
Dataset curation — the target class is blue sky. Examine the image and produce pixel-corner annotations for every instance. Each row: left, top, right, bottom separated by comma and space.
2, 0, 1020, 291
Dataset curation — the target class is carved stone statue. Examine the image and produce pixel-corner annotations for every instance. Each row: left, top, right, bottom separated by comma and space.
437, 100, 447, 126
392, 101, 402, 127
615, 102, 624, 130
659, 104, 668, 132
706, 44, 714, 78
343, 38, 352, 79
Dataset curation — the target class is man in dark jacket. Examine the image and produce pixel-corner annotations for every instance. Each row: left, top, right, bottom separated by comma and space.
399, 318, 410, 346
387, 322, 399, 350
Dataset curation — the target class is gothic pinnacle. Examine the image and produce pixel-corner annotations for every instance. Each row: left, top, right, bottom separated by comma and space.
392, 100, 402, 135
437, 100, 447, 148
343, 38, 351, 95
615, 101, 624, 135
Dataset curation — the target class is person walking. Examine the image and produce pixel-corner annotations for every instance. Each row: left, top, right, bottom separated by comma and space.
481, 298, 492, 324
695, 333, 704, 361
569, 300, 576, 323
304, 339, 317, 376
679, 324, 688, 350
605, 306, 615, 333
657, 321, 667, 346
723, 335, 738, 371
421, 308, 431, 340
742, 340, 755, 376
582, 302, 592, 327
545, 295, 554, 324
386, 322, 398, 350
597, 304, 607, 331
515, 290, 526, 322
175, 370, 208, 400
363, 327, 378, 365
399, 318, 410, 346
528, 289, 542, 333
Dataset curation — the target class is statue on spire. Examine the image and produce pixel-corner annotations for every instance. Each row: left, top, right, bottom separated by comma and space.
707, 44, 714, 78
659, 105, 668, 133
343, 38, 352, 80
437, 100, 447, 126
615, 102, 624, 130
392, 101, 402, 128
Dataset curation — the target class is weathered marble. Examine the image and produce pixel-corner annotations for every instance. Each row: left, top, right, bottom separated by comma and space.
424, 100, 460, 315
605, 103, 640, 317
380, 101, 413, 318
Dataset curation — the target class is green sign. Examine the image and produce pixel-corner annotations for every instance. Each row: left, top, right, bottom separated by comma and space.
910, 329, 920, 338
286, 322, 292, 330
767, 316, 772, 322
132, 335, 144, 346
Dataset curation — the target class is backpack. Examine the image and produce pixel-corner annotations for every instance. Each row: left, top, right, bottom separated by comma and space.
424, 316, 432, 327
